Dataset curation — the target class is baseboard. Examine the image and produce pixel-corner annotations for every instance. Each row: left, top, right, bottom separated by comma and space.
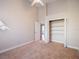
67, 45, 79, 51
0, 40, 34, 54
52, 40, 64, 44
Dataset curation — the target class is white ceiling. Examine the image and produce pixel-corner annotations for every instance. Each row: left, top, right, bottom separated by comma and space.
29, 0, 57, 4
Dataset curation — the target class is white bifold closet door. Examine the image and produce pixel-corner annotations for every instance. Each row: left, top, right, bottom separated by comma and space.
51, 20, 64, 43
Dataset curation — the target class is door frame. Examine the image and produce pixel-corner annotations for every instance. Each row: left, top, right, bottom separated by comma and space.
34, 21, 40, 41
49, 18, 67, 47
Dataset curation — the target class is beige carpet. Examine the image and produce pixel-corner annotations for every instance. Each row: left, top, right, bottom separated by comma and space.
0, 41, 79, 59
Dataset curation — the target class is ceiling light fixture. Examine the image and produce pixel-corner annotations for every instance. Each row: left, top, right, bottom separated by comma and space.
32, 0, 44, 6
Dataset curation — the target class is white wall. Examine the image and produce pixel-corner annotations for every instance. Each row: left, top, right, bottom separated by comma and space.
38, 6, 46, 24
67, 0, 79, 49
46, 0, 67, 43
0, 0, 37, 52
38, 0, 79, 49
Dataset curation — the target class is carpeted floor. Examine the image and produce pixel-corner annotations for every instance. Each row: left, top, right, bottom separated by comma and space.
0, 41, 79, 59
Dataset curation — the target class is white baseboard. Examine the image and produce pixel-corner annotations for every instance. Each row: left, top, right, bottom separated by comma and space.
0, 40, 34, 54
52, 40, 79, 51
52, 40, 64, 44
67, 45, 79, 51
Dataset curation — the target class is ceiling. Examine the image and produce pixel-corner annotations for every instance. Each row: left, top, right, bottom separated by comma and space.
29, 0, 57, 4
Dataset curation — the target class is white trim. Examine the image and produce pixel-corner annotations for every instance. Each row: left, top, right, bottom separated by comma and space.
52, 40, 64, 44
67, 45, 79, 51
64, 18, 67, 48
0, 40, 34, 54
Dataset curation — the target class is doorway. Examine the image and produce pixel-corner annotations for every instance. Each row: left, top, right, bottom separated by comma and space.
49, 19, 65, 44
40, 24, 45, 40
